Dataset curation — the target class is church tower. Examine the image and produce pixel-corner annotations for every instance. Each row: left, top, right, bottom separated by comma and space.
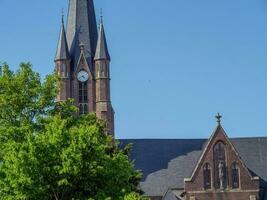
54, 0, 114, 135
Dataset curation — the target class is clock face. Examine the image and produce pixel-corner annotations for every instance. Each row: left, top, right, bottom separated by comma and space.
77, 70, 89, 82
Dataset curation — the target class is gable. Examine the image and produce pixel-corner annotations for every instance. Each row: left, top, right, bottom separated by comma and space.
186, 125, 256, 183
74, 49, 94, 79
184, 124, 260, 198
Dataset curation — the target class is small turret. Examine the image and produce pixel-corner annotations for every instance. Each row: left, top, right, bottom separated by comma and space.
55, 14, 71, 101
94, 15, 114, 135
94, 16, 110, 61
55, 15, 70, 61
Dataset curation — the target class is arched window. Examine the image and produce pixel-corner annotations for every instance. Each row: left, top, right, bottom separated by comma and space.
231, 162, 240, 189
213, 141, 227, 189
79, 81, 88, 103
203, 163, 212, 190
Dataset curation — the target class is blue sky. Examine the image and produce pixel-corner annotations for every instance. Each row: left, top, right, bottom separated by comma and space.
1, 0, 267, 139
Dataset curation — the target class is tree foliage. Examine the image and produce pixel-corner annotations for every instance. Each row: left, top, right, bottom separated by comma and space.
0, 62, 58, 144
0, 63, 147, 200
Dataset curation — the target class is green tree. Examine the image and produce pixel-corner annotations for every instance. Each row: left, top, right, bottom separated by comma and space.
124, 192, 148, 200
0, 63, 146, 200
0, 62, 58, 143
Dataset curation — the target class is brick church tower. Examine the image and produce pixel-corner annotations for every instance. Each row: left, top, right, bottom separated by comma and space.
54, 0, 114, 135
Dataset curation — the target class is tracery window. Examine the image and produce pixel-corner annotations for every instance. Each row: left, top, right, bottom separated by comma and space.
231, 162, 240, 189
213, 141, 227, 189
203, 163, 212, 190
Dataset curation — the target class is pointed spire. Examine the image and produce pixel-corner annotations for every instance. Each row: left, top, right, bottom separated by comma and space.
94, 14, 111, 61
66, 0, 98, 68
55, 13, 70, 61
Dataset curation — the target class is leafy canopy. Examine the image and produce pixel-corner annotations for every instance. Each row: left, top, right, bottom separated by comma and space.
0, 63, 147, 200
0, 62, 58, 143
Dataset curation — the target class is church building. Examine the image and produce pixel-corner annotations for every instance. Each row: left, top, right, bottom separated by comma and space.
54, 1, 267, 199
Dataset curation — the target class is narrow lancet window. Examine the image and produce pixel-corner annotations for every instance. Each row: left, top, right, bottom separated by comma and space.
232, 162, 240, 189
203, 163, 212, 190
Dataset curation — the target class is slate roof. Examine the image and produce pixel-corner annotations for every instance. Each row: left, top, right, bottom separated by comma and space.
55, 19, 70, 61
94, 18, 110, 61
162, 189, 181, 200
66, 0, 98, 70
119, 137, 267, 197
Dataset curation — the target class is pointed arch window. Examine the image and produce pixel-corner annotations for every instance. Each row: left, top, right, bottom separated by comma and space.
214, 141, 227, 189
203, 163, 212, 190
231, 162, 240, 189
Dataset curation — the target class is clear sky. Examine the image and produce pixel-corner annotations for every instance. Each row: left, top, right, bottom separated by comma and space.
1, 0, 267, 139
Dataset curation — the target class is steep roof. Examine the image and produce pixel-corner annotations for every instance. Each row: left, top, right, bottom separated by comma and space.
120, 137, 267, 197
94, 18, 110, 61
66, 0, 98, 70
55, 18, 70, 61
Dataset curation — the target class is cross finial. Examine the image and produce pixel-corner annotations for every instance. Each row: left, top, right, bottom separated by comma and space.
100, 8, 103, 22
98, 9, 104, 30
61, 8, 64, 24
215, 113, 222, 125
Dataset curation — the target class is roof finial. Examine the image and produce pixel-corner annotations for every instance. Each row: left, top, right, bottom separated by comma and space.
215, 113, 222, 125
61, 8, 64, 24
100, 8, 103, 23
